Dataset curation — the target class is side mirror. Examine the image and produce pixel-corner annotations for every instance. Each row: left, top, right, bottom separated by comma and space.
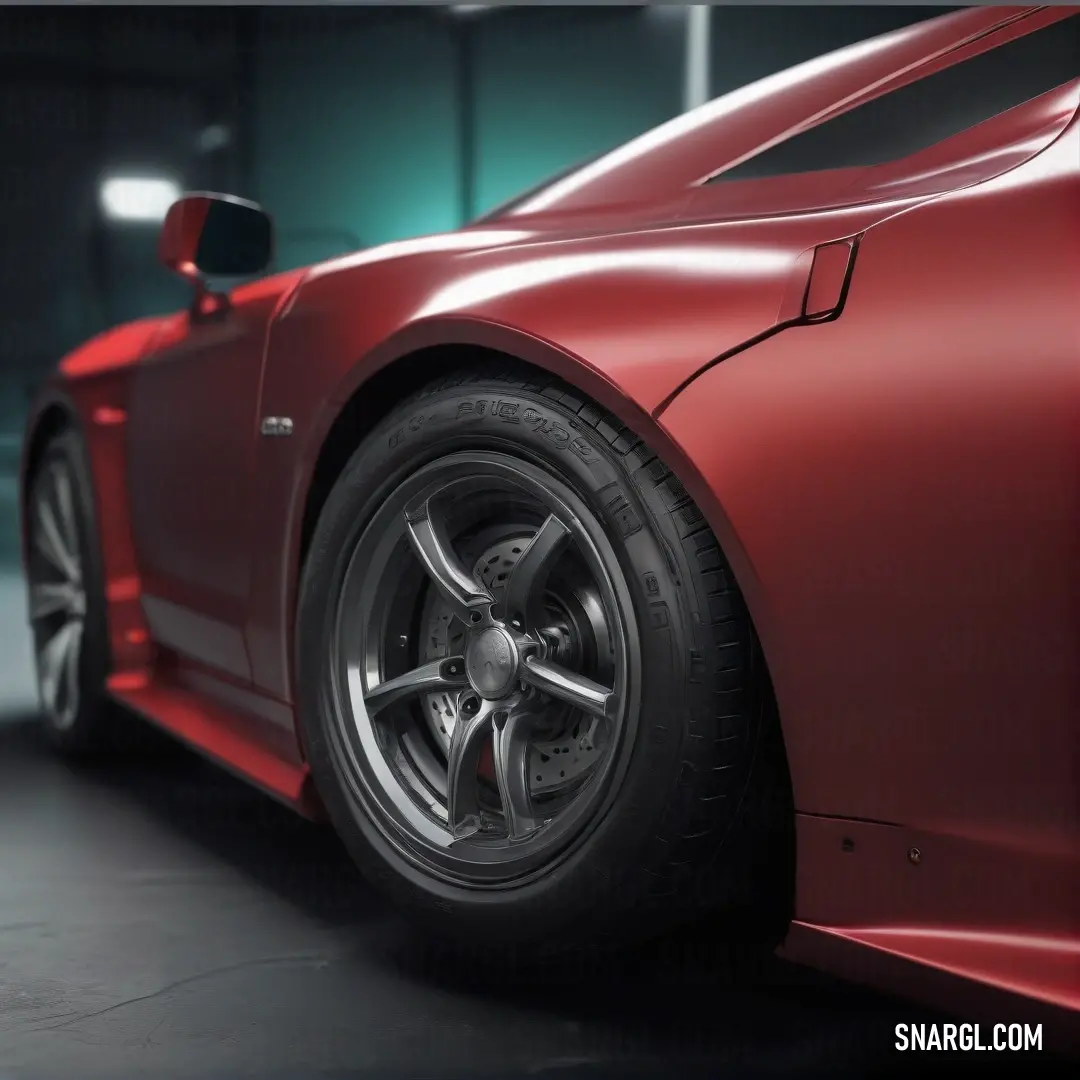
158, 192, 273, 283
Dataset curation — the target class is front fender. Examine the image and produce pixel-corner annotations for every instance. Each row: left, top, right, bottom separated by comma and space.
286, 220, 854, 423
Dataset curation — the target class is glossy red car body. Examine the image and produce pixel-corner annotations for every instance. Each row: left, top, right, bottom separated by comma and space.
21, 7, 1080, 1033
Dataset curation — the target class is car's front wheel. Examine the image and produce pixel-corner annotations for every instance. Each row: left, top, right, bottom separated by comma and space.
297, 369, 785, 951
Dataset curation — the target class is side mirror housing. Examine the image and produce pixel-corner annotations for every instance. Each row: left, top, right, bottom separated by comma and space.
158, 193, 273, 291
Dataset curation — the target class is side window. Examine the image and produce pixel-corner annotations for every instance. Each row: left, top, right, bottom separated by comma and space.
709, 15, 1080, 183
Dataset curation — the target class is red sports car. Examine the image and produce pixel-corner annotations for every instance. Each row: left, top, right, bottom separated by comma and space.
20, 6, 1079, 1027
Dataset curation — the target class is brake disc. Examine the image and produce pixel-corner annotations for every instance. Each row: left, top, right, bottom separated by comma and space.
418, 535, 609, 796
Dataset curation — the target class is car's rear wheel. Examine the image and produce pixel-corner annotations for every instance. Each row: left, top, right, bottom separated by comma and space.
297, 368, 788, 951
26, 429, 115, 755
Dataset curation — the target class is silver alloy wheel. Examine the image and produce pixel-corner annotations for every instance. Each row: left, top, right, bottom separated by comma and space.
330, 451, 640, 887
28, 460, 87, 730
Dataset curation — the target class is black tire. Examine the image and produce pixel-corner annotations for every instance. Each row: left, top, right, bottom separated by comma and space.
26, 427, 166, 759
297, 367, 790, 954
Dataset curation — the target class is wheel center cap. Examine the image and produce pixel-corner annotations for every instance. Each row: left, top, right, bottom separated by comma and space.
465, 626, 519, 700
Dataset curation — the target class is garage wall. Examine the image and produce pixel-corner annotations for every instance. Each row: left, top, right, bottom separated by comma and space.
253, 8, 461, 269
471, 5, 684, 216
252, 6, 685, 269
0, 7, 237, 432
0, 79, 95, 433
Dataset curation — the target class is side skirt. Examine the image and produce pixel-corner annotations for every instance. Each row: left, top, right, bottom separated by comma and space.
107, 670, 324, 820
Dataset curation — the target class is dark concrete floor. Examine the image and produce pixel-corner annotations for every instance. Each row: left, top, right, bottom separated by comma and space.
0, 532, 1067, 1079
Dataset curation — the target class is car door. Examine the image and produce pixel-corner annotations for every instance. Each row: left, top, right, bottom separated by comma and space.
126, 273, 302, 683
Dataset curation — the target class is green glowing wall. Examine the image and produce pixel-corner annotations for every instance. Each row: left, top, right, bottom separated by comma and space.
252, 7, 685, 267
254, 10, 461, 268
470, 6, 684, 218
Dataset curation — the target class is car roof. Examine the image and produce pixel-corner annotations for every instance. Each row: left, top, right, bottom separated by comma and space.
502, 6, 1073, 217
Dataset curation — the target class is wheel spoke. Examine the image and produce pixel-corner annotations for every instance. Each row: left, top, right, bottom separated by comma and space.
404, 497, 491, 623
52, 465, 79, 562
492, 707, 545, 840
503, 513, 571, 631
446, 705, 493, 838
29, 581, 79, 621
59, 620, 83, 719
364, 656, 467, 716
522, 655, 617, 721
39, 619, 78, 712
34, 493, 78, 582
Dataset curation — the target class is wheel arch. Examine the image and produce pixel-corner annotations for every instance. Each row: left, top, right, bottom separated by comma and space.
294, 317, 658, 571
22, 378, 153, 680
296, 324, 761, 613
292, 323, 778, 722
298, 343, 493, 569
